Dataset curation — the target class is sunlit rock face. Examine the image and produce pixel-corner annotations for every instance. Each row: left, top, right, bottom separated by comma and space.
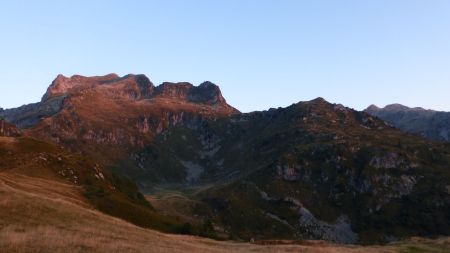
0, 120, 21, 137
0, 74, 238, 168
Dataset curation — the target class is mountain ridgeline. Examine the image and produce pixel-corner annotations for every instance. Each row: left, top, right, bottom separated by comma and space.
365, 104, 450, 142
1, 74, 449, 244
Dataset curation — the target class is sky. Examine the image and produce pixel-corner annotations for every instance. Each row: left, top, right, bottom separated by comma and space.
0, 0, 449, 112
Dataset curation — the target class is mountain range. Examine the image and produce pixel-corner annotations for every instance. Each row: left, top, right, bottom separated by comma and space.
1, 74, 449, 247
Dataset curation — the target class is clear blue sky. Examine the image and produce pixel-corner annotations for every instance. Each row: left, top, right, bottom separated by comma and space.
0, 0, 449, 112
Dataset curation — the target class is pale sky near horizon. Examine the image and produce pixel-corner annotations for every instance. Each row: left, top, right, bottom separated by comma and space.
0, 0, 449, 112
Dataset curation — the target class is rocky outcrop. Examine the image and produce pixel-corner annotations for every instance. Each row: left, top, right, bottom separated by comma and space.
42, 73, 120, 100
153, 80, 232, 107
369, 152, 407, 169
298, 208, 358, 244
258, 189, 358, 243
188, 81, 227, 105
0, 95, 66, 128
276, 164, 310, 181
0, 120, 21, 137
43, 73, 156, 101
153, 82, 193, 100
2, 74, 238, 131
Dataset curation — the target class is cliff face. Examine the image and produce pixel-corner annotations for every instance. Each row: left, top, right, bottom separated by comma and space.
0, 120, 21, 137
41, 74, 231, 107
0, 74, 238, 166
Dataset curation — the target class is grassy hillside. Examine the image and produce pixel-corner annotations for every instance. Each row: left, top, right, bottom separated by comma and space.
1, 171, 449, 252
0, 134, 199, 235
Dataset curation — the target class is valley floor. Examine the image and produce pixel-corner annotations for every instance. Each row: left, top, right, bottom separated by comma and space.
0, 172, 448, 253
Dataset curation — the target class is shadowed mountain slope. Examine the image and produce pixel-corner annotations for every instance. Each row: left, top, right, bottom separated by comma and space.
130, 98, 450, 243
365, 104, 450, 142
0, 121, 203, 235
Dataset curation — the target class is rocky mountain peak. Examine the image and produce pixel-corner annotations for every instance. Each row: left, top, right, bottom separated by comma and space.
383, 103, 412, 112
132, 74, 154, 91
42, 73, 121, 101
41, 74, 232, 107
153, 81, 230, 106
308, 97, 329, 105
198, 81, 215, 87
189, 81, 226, 105
112, 74, 155, 99
365, 104, 380, 114
154, 82, 194, 100
2, 73, 239, 132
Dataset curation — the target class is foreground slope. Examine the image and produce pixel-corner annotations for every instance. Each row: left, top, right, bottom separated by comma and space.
1, 171, 449, 252
0, 121, 194, 235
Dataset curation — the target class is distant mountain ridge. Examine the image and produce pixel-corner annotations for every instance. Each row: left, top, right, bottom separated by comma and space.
365, 103, 450, 142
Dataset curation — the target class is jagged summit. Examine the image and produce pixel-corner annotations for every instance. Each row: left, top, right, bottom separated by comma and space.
189, 81, 226, 105
152, 80, 227, 105
42, 73, 121, 100
154, 82, 195, 100
42, 74, 231, 108
1, 74, 238, 129
199, 81, 216, 87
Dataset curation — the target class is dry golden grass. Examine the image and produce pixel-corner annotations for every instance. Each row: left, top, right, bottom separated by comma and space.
0, 136, 18, 143
0, 172, 448, 253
